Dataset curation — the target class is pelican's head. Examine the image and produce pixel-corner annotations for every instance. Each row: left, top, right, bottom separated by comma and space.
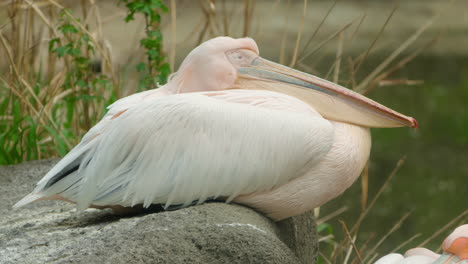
171, 37, 417, 128
170, 37, 259, 92
442, 224, 468, 260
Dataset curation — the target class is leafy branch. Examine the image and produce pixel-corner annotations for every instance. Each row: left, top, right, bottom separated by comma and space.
119, 0, 171, 89
49, 11, 115, 143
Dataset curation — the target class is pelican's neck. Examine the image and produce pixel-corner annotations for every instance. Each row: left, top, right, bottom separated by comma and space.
165, 71, 231, 94
319, 122, 371, 194
287, 121, 371, 211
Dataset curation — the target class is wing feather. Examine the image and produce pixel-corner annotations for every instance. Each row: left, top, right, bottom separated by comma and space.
18, 90, 334, 210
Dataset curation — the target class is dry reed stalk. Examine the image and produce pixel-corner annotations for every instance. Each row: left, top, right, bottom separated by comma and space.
242, 0, 252, 37
362, 211, 413, 262
332, 31, 343, 83
353, 4, 398, 76
317, 206, 348, 225
299, 20, 353, 64
221, 0, 230, 36
340, 221, 363, 264
352, 232, 376, 264
383, 233, 422, 260
347, 57, 356, 89
196, 0, 211, 43
343, 235, 357, 264
362, 35, 439, 94
46, 4, 56, 81
417, 210, 468, 249
351, 157, 406, 235
278, 0, 291, 65
169, 0, 176, 72
319, 252, 333, 264
347, 13, 366, 47
354, 13, 440, 93
319, 234, 335, 243
299, 0, 338, 58
198, 0, 220, 39
329, 157, 406, 262
289, 0, 307, 68
325, 27, 359, 84
208, 0, 219, 37
360, 161, 369, 212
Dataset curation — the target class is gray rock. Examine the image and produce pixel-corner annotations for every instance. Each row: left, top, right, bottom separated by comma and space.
0, 160, 318, 264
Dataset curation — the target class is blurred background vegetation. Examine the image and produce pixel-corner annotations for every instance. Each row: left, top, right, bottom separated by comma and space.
0, 0, 466, 263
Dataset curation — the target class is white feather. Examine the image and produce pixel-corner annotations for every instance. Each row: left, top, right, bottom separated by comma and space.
16, 90, 334, 210
374, 253, 440, 264
374, 254, 405, 264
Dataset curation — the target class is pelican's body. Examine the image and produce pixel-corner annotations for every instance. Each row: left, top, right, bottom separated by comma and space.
236, 121, 370, 219
14, 37, 417, 221
375, 224, 468, 264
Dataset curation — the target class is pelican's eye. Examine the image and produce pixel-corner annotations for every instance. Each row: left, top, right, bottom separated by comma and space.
233, 53, 243, 60
226, 49, 258, 68
227, 51, 244, 61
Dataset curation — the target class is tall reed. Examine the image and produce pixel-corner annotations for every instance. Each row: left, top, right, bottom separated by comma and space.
0, 0, 119, 164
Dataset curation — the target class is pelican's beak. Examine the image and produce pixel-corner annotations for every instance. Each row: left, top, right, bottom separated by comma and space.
237, 57, 418, 128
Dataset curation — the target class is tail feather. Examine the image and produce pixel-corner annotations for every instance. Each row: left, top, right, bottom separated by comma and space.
37, 146, 88, 190
14, 171, 82, 209
14, 144, 94, 210
12, 193, 44, 209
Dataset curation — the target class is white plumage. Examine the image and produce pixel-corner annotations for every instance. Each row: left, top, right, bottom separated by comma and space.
17, 90, 333, 211
374, 254, 437, 264
14, 37, 417, 221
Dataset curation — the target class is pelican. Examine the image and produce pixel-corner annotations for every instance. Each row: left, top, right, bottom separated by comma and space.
14, 37, 417, 221
375, 224, 468, 264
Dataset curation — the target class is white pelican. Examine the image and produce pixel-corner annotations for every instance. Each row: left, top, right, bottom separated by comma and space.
14, 37, 417, 221
374, 224, 468, 264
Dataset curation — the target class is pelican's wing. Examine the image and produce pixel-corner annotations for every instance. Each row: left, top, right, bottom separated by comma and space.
16, 90, 334, 209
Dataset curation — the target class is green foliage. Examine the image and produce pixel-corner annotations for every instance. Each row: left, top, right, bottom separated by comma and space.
0, 1, 172, 165
49, 10, 116, 133
119, 0, 171, 89
316, 222, 336, 264
0, 7, 117, 165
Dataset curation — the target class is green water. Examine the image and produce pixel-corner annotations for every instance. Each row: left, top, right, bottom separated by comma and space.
320, 55, 468, 254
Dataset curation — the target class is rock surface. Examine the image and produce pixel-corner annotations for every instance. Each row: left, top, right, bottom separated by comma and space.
0, 160, 318, 264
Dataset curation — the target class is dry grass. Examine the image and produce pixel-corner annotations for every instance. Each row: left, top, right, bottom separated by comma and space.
0, 0, 118, 164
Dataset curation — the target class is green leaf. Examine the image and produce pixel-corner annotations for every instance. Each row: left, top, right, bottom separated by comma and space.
53, 46, 68, 58
65, 98, 75, 129
317, 223, 334, 235
44, 125, 68, 156
24, 116, 38, 160
136, 62, 146, 72
124, 14, 135, 22
159, 63, 171, 75
48, 38, 60, 52
12, 100, 22, 124
75, 94, 99, 102
71, 47, 81, 56
76, 79, 87, 88
59, 23, 79, 34
147, 49, 160, 60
